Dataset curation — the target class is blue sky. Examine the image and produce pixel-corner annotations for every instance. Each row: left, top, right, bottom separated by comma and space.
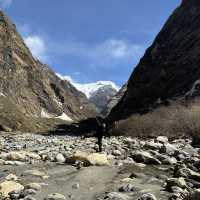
1, 0, 181, 86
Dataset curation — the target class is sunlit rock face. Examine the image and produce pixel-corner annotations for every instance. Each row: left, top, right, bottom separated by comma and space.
89, 85, 118, 113
0, 11, 96, 132
103, 84, 127, 116
65, 80, 120, 114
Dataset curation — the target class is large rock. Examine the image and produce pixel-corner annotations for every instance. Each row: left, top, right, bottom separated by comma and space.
55, 153, 66, 163
3, 151, 27, 161
112, 150, 122, 156
145, 141, 163, 150
118, 183, 136, 192
160, 144, 178, 155
105, 192, 129, 200
1, 151, 41, 162
87, 153, 109, 166
166, 178, 187, 191
71, 151, 109, 166
138, 193, 157, 200
0, 181, 24, 197
162, 157, 177, 165
25, 152, 41, 160
71, 151, 89, 164
5, 174, 18, 181
156, 136, 168, 144
176, 168, 200, 182
132, 151, 161, 165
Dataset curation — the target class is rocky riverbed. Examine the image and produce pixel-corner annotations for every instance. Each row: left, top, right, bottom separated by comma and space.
0, 133, 200, 200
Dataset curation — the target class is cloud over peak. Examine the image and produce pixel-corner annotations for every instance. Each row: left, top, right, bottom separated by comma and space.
94, 39, 144, 60
53, 38, 144, 60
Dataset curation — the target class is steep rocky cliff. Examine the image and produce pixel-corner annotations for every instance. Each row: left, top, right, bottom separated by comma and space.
89, 85, 118, 113
103, 84, 127, 116
0, 11, 96, 132
63, 79, 120, 114
109, 0, 200, 122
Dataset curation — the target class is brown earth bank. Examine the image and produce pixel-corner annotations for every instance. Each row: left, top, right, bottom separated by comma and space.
109, 99, 200, 143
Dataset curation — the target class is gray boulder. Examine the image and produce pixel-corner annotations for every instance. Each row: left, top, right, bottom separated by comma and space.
118, 184, 137, 192
132, 151, 161, 165
156, 136, 168, 144
138, 193, 157, 200
105, 192, 129, 200
160, 143, 178, 155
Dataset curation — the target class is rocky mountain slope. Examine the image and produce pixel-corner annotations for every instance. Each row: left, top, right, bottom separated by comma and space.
89, 84, 118, 113
0, 11, 96, 132
109, 0, 200, 137
103, 84, 127, 116
62, 79, 120, 113
70, 81, 119, 99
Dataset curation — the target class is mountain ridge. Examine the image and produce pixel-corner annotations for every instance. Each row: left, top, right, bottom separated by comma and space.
0, 10, 96, 132
57, 74, 120, 113
109, 0, 200, 122
56, 74, 120, 99
76, 81, 119, 99
103, 84, 127, 116
108, 0, 200, 139
89, 84, 118, 113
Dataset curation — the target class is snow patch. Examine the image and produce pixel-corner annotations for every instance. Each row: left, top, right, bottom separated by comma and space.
73, 81, 120, 98
41, 109, 73, 122
41, 109, 52, 118
55, 113, 73, 122
56, 73, 120, 98
0, 92, 5, 97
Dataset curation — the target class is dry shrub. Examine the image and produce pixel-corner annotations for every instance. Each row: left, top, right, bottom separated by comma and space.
111, 101, 200, 140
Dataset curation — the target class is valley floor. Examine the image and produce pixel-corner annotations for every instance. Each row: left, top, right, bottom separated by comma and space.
0, 133, 199, 200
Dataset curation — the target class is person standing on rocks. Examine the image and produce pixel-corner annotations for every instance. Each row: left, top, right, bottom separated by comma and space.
81, 117, 114, 152
95, 117, 112, 152
95, 117, 104, 152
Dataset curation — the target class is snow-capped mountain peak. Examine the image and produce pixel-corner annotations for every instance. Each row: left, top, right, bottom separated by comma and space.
56, 74, 120, 98
56, 74, 121, 113
73, 81, 120, 98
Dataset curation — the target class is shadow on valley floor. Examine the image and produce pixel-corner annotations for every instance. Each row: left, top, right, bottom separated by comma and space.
39, 117, 104, 137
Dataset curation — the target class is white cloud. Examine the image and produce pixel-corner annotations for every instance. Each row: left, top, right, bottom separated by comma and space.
24, 35, 48, 62
0, 0, 12, 8
51, 38, 145, 68
56, 73, 120, 98
19, 25, 144, 67
17, 24, 49, 62
94, 39, 144, 59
